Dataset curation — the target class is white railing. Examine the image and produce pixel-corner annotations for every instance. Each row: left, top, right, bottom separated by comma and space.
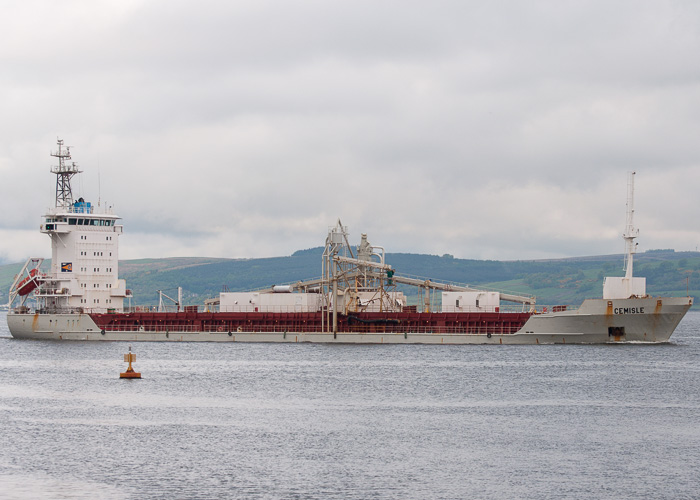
45, 205, 116, 216
67, 205, 94, 214
11, 303, 576, 316
441, 305, 501, 313
101, 324, 527, 335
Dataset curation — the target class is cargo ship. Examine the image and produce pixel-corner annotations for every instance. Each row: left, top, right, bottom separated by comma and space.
5, 140, 692, 343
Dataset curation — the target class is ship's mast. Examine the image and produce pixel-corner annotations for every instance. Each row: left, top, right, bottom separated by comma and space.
50, 138, 82, 209
623, 171, 639, 279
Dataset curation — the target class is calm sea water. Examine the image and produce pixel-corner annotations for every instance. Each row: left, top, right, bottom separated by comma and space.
1, 312, 699, 500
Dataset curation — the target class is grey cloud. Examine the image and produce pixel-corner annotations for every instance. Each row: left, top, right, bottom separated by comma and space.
1, 0, 699, 262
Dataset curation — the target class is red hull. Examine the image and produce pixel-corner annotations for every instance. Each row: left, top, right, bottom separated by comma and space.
90, 310, 532, 335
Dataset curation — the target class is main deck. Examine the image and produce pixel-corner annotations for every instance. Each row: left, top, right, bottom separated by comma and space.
89, 310, 533, 336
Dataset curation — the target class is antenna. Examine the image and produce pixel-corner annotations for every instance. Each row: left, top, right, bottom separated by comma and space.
50, 138, 82, 209
623, 171, 639, 279
98, 159, 101, 207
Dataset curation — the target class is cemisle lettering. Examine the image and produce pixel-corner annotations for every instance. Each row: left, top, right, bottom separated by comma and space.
613, 307, 645, 314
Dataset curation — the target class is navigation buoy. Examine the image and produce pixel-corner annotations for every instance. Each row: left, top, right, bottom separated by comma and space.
120, 345, 141, 379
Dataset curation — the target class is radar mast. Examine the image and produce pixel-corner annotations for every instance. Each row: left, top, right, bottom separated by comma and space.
623, 171, 639, 279
50, 138, 82, 209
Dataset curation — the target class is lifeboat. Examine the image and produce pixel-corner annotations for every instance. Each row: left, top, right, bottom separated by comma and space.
17, 268, 40, 296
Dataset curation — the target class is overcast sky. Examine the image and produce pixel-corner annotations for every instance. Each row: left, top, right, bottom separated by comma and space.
1, 0, 699, 265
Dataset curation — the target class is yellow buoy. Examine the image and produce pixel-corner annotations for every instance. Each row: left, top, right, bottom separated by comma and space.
120, 345, 141, 379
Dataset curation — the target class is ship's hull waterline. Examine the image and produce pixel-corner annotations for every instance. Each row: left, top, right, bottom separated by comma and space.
8, 297, 692, 344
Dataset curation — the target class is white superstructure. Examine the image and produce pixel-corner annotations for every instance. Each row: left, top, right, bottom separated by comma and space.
9, 139, 130, 312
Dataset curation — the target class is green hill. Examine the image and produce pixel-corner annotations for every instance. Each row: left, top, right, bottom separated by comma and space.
2, 249, 699, 308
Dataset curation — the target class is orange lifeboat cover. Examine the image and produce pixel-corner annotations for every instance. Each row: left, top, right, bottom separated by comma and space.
17, 268, 40, 296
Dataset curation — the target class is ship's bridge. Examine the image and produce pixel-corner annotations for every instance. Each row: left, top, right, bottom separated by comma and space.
42, 200, 121, 234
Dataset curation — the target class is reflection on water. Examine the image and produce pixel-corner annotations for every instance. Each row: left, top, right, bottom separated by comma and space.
0, 472, 127, 500
1, 312, 699, 499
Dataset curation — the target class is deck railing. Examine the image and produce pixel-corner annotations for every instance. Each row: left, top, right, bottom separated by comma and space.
101, 323, 527, 335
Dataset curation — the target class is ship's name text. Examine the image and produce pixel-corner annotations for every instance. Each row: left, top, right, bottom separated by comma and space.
614, 307, 644, 315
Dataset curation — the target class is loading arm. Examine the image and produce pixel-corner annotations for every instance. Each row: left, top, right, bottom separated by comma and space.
391, 274, 536, 305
